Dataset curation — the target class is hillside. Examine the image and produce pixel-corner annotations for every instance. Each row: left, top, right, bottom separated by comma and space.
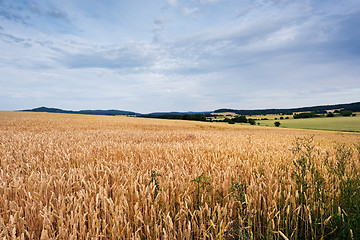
214, 102, 360, 115
22, 107, 138, 116
21, 102, 360, 117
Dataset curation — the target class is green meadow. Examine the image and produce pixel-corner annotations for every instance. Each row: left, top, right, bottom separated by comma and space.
259, 114, 360, 132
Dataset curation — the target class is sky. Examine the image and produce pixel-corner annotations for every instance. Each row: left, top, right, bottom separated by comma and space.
0, 0, 359, 113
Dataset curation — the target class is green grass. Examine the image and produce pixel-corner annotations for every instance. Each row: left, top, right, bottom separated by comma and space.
208, 114, 286, 122
259, 115, 360, 132
247, 114, 291, 120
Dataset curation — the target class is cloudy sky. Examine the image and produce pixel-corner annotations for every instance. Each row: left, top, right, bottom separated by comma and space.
0, 0, 359, 113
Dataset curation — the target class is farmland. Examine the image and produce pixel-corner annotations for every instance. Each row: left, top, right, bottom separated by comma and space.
1, 111, 360, 239
258, 114, 360, 132
209, 113, 360, 133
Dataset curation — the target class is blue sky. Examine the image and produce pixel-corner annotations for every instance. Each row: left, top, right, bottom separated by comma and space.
0, 0, 359, 113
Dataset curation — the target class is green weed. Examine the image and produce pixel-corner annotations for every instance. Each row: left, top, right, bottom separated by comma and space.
191, 173, 212, 209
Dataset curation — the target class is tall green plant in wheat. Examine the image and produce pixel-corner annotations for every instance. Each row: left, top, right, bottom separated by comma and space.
191, 173, 212, 209
149, 170, 162, 202
326, 144, 360, 239
292, 136, 327, 239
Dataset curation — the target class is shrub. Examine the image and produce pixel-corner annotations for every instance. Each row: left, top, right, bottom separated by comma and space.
274, 121, 281, 127
293, 112, 319, 119
340, 110, 353, 117
248, 119, 256, 125
232, 115, 247, 123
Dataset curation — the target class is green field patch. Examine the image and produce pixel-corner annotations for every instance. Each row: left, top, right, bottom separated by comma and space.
258, 115, 360, 132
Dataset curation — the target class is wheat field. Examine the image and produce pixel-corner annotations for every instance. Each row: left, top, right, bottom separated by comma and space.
0, 111, 359, 239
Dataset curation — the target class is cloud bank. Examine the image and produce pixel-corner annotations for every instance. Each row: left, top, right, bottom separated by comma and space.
0, 0, 359, 112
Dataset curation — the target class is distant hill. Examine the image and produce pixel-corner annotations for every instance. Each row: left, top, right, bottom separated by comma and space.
148, 111, 212, 116
21, 102, 360, 117
22, 107, 211, 117
22, 107, 138, 116
214, 102, 360, 115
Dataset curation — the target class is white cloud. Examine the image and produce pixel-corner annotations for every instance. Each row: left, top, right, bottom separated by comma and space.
167, 0, 177, 7
200, 0, 221, 4
152, 17, 166, 42
0, 0, 360, 112
182, 7, 200, 16
46, 8, 69, 20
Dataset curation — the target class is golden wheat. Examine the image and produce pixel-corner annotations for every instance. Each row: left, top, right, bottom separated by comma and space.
0, 111, 359, 239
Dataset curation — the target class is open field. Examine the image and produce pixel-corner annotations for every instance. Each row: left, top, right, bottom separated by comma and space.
210, 112, 238, 116
247, 114, 291, 120
1, 111, 360, 239
259, 115, 360, 132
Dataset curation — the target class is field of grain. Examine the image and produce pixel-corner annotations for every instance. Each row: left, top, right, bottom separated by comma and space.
1, 111, 360, 239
